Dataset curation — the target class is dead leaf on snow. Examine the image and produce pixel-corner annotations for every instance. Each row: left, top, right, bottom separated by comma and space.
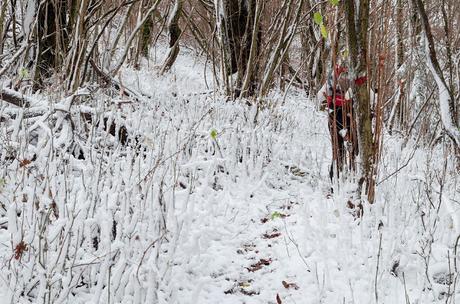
246, 258, 272, 272
282, 280, 299, 290
19, 159, 31, 167
263, 231, 281, 239
260, 217, 269, 224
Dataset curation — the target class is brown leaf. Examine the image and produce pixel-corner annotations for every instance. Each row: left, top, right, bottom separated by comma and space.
260, 217, 269, 224
276, 293, 282, 304
247, 264, 263, 272
19, 159, 31, 168
347, 200, 363, 219
282, 280, 300, 290
50, 201, 59, 219
247, 258, 272, 272
262, 232, 281, 239
14, 241, 28, 260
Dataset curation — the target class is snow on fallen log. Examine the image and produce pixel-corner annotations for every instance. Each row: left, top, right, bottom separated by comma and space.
90, 59, 149, 101
1, 87, 131, 146
0, 87, 37, 108
0, 87, 91, 119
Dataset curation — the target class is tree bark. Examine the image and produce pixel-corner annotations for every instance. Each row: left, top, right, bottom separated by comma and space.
388, 0, 406, 133
216, 0, 260, 97
161, 0, 184, 74
0, 0, 8, 56
345, 0, 374, 202
239, 0, 262, 97
35, 0, 58, 86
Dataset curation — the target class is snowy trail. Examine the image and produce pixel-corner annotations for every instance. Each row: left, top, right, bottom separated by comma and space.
118, 52, 449, 303
175, 167, 371, 304
151, 83, 368, 303
175, 179, 307, 303
186, 182, 314, 303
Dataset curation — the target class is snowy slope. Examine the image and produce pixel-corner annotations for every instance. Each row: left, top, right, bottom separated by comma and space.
1, 46, 459, 304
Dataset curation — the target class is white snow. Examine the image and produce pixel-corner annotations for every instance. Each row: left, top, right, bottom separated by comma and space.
0, 45, 459, 304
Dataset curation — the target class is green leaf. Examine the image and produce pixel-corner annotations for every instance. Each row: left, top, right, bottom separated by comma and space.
320, 24, 328, 39
19, 67, 29, 79
271, 211, 282, 220
210, 129, 218, 140
313, 12, 323, 25
330, 0, 340, 6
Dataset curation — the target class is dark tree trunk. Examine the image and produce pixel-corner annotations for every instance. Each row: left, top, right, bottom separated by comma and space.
222, 0, 260, 97
35, 0, 57, 86
140, 13, 154, 58
0, 0, 8, 56
395, 0, 406, 130
345, 0, 375, 202
161, 0, 183, 73
35, 0, 70, 88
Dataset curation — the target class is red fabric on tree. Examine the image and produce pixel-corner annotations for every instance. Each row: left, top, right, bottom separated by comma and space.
354, 76, 367, 86
327, 94, 351, 107
327, 65, 367, 107
334, 65, 367, 86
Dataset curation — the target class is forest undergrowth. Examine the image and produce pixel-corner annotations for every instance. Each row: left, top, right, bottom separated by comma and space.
1, 48, 460, 304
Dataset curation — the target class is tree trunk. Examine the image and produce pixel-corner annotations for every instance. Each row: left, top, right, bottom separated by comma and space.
32, 0, 78, 89
161, 0, 184, 74
139, 7, 155, 58
0, 0, 8, 56
411, 0, 460, 148
216, 0, 260, 97
259, 0, 302, 98
345, 0, 374, 202
67, 0, 91, 91
388, 0, 406, 133
35, 0, 58, 87
239, 0, 262, 97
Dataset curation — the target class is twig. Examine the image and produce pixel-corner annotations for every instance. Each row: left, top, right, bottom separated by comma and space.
136, 232, 166, 284
402, 273, 411, 304
376, 136, 421, 186
282, 218, 311, 272
375, 232, 383, 303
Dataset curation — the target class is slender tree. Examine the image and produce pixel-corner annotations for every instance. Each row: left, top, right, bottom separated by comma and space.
161, 0, 184, 74
214, 0, 261, 97
411, 0, 460, 148
35, 0, 58, 86
344, 0, 375, 202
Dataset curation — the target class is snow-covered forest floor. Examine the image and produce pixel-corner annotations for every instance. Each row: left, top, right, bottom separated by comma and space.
1, 48, 460, 304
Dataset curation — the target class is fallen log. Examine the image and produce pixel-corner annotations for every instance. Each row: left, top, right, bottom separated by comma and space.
90, 59, 148, 101
0, 87, 34, 107
0, 87, 130, 147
